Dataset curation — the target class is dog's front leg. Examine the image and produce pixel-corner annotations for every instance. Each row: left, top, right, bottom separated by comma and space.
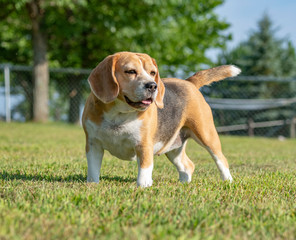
86, 139, 104, 183
136, 146, 153, 187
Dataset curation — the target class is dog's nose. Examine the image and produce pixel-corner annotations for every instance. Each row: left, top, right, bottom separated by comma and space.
145, 82, 157, 93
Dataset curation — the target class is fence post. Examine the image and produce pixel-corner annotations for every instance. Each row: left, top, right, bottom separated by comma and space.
248, 118, 254, 137
290, 117, 296, 138
4, 64, 11, 123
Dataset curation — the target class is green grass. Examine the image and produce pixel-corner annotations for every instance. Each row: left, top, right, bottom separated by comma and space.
0, 122, 295, 240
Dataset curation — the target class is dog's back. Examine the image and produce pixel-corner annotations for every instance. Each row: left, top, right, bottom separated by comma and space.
154, 65, 241, 155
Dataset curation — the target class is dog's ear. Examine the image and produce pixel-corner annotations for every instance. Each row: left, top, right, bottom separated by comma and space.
88, 54, 119, 103
152, 58, 165, 109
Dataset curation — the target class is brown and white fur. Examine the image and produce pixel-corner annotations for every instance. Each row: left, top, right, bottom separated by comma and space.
82, 52, 241, 187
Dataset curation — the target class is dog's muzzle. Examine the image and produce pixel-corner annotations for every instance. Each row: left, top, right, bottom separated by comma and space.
124, 82, 157, 110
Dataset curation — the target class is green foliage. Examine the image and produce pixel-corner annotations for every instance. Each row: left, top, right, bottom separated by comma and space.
1, 123, 296, 239
0, 0, 32, 65
1, 0, 230, 75
214, 13, 296, 130
281, 41, 296, 76
218, 13, 296, 77
0, 0, 231, 123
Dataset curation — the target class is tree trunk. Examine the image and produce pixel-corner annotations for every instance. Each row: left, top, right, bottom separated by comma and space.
27, 0, 49, 122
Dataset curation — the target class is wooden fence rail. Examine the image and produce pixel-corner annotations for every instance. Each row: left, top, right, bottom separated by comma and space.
216, 117, 296, 138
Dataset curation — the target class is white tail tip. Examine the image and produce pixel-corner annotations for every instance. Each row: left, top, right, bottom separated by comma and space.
230, 65, 241, 77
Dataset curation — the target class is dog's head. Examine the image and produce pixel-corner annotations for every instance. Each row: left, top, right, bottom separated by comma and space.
88, 52, 165, 110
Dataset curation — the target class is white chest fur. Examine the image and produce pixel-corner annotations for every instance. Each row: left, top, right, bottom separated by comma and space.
85, 110, 142, 161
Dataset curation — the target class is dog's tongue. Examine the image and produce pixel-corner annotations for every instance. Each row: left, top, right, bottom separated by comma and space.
141, 99, 152, 105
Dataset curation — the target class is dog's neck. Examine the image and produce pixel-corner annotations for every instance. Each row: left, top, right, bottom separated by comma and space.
102, 99, 139, 124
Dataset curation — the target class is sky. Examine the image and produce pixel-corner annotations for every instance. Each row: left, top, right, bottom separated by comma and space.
208, 0, 296, 60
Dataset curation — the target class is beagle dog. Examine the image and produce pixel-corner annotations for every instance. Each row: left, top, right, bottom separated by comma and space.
82, 52, 241, 187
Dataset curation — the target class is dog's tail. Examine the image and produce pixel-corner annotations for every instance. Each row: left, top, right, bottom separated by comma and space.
186, 65, 241, 89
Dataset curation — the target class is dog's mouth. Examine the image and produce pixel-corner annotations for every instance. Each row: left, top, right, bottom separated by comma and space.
124, 96, 153, 109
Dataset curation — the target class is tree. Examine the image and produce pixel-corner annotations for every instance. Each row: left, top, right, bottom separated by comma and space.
0, 0, 87, 122
45, 0, 232, 123
45, 0, 231, 73
214, 13, 296, 135
1, 0, 231, 123
218, 13, 296, 77
26, 0, 49, 122
0, 0, 50, 122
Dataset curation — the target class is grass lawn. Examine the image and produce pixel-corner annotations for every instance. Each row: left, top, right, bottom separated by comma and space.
0, 122, 295, 240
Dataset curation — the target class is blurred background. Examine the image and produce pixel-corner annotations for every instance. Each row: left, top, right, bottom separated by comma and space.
1, 0, 296, 137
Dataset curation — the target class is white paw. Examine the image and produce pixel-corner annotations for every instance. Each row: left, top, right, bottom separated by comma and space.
87, 176, 100, 183
179, 171, 192, 183
137, 165, 153, 188
221, 171, 233, 182
137, 178, 153, 188
213, 158, 233, 182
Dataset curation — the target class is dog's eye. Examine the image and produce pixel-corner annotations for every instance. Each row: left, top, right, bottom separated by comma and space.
150, 71, 156, 76
125, 70, 137, 75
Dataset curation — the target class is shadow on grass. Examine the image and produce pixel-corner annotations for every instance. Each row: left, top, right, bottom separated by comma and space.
0, 171, 136, 183
100, 175, 136, 183
0, 171, 85, 182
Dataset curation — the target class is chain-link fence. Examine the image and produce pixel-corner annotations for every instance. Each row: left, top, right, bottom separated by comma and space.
1, 64, 296, 137
202, 76, 296, 137
0, 64, 91, 123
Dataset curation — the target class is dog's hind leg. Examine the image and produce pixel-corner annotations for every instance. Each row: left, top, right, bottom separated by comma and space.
206, 145, 233, 182
166, 140, 195, 183
190, 126, 233, 182
186, 100, 233, 182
